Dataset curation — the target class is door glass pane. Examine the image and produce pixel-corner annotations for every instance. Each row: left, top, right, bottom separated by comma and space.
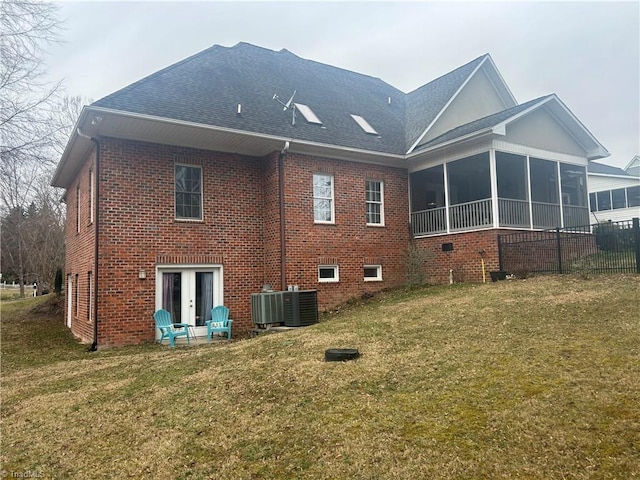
162, 272, 182, 323
196, 272, 214, 326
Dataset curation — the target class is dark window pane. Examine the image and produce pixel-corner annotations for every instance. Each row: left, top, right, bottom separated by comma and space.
410, 165, 445, 211
596, 191, 611, 211
628, 186, 640, 207
589, 192, 597, 212
612, 188, 627, 209
447, 152, 490, 205
175, 165, 202, 219
560, 164, 587, 207
530, 158, 559, 204
496, 151, 527, 200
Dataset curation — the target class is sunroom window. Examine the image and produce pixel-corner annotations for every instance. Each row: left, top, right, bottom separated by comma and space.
496, 151, 529, 228
447, 152, 492, 231
530, 157, 560, 229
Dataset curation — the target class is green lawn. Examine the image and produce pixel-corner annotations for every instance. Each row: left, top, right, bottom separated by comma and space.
1, 275, 639, 479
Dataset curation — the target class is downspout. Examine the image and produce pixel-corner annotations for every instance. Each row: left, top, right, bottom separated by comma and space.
278, 141, 290, 291
77, 128, 100, 351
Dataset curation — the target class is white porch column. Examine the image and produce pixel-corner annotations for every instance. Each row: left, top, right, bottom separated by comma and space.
490, 149, 499, 228
443, 162, 451, 234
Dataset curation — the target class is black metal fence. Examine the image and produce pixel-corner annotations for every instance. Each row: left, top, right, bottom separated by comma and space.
498, 218, 640, 275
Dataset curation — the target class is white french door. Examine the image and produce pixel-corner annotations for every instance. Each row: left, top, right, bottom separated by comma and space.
156, 266, 223, 338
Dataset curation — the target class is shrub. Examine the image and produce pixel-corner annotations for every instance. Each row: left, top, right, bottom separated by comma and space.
593, 221, 634, 252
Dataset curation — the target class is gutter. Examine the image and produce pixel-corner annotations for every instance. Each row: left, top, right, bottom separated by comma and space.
76, 127, 100, 351
278, 141, 290, 290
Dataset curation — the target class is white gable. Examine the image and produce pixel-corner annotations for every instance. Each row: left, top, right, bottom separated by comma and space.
504, 107, 586, 156
423, 65, 511, 144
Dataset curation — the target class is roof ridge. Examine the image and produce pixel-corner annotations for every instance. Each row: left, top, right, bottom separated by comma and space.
406, 54, 489, 96
274, 46, 404, 94
93, 43, 236, 106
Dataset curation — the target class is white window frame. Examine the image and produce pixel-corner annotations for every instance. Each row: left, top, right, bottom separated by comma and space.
175, 164, 203, 221
318, 265, 339, 283
313, 173, 335, 224
366, 180, 384, 226
364, 265, 382, 282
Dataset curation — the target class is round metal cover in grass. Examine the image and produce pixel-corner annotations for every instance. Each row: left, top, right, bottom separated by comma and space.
325, 348, 360, 362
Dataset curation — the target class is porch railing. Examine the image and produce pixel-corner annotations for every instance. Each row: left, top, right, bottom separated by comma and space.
411, 207, 446, 235
563, 205, 590, 228
450, 198, 493, 231
411, 199, 590, 236
498, 198, 530, 228
532, 201, 561, 230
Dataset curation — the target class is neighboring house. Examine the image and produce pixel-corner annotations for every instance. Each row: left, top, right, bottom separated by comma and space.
588, 159, 640, 223
625, 155, 640, 177
52, 43, 609, 347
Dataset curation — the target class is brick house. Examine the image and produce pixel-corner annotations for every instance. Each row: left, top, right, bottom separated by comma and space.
52, 43, 608, 347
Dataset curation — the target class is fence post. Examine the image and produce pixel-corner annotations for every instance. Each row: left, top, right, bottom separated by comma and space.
556, 227, 563, 274
497, 234, 503, 271
633, 217, 640, 274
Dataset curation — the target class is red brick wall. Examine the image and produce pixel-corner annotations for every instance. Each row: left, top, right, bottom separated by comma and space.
65, 148, 97, 343
65, 137, 533, 347
94, 138, 267, 346
64, 139, 415, 346
413, 229, 507, 284
281, 153, 410, 309
261, 151, 284, 291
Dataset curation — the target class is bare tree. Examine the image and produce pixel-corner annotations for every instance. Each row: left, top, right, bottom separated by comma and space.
0, 0, 64, 295
1, 0, 66, 211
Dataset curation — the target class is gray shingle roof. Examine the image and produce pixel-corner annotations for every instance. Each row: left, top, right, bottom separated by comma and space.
94, 43, 407, 154
405, 56, 487, 149
587, 162, 631, 176
92, 43, 494, 156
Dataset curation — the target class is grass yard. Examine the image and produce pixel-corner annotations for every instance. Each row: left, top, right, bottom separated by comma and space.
1, 275, 639, 479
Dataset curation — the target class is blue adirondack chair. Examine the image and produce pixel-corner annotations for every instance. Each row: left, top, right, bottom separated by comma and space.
153, 309, 190, 347
206, 305, 233, 340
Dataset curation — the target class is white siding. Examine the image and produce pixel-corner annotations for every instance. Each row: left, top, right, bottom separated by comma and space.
423, 68, 507, 143
505, 108, 586, 156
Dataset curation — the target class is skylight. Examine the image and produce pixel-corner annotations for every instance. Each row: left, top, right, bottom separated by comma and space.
294, 103, 322, 125
350, 114, 378, 135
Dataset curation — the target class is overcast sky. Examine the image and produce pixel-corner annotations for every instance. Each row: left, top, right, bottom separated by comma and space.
46, 1, 639, 168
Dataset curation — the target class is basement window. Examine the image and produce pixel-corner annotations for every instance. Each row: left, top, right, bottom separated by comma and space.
295, 103, 323, 125
350, 114, 378, 135
364, 265, 382, 282
318, 265, 339, 283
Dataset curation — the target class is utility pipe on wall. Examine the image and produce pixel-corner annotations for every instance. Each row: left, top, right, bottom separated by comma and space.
278, 141, 290, 291
478, 249, 487, 284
